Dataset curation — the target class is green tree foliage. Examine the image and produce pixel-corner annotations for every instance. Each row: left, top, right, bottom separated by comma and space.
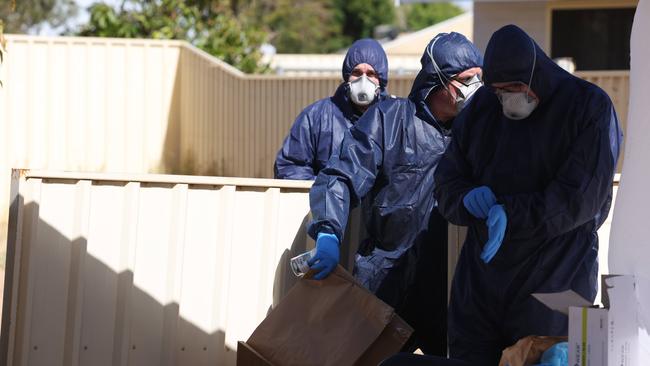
336, 0, 395, 42
1, 21, 6, 86
263, 0, 344, 53
0, 21, 5, 63
0, 0, 15, 87
0, 0, 77, 34
259, 0, 394, 54
77, 0, 267, 73
403, 2, 464, 32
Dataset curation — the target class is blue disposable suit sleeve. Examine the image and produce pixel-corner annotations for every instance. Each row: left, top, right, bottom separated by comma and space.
274, 111, 317, 180
500, 104, 622, 241
434, 114, 481, 227
307, 104, 385, 240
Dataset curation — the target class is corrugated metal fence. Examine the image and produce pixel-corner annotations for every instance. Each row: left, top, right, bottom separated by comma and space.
0, 36, 182, 242
178, 45, 415, 178
2, 171, 315, 366
0, 35, 181, 174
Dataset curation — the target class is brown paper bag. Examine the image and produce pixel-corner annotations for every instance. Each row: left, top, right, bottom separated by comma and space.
498, 335, 567, 366
243, 266, 413, 366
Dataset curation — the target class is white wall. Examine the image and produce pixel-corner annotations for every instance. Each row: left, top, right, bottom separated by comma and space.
473, 1, 549, 53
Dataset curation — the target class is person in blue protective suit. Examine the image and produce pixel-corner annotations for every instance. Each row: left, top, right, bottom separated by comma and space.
307, 32, 483, 354
434, 25, 623, 365
274, 38, 391, 180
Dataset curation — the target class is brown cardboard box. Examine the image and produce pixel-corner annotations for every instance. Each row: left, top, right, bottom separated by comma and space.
237, 266, 413, 366
237, 342, 274, 366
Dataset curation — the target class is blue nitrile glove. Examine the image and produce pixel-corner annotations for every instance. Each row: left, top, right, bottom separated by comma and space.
534, 342, 568, 366
308, 233, 340, 280
463, 186, 497, 219
481, 205, 507, 263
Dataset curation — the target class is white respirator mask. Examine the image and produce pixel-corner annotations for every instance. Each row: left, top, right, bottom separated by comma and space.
498, 91, 539, 120
349, 74, 379, 106
452, 74, 483, 112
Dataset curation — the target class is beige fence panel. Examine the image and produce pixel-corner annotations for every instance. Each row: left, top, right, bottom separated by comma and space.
0, 35, 182, 241
177, 45, 415, 179
1, 170, 317, 366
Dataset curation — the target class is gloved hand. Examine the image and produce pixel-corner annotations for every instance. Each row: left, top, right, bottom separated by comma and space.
308, 233, 340, 280
481, 205, 507, 263
535, 342, 568, 366
463, 186, 497, 219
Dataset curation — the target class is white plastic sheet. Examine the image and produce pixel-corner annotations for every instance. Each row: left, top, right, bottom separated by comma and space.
608, 1, 650, 364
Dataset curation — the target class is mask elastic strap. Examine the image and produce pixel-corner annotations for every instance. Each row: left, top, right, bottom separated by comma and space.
426, 35, 452, 96
525, 37, 537, 102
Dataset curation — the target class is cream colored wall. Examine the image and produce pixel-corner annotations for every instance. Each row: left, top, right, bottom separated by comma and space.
178, 44, 416, 179
2, 171, 314, 366
0, 35, 182, 248
473, 1, 549, 53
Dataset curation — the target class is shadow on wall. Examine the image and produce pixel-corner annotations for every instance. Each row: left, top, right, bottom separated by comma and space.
272, 214, 311, 310
161, 55, 182, 175
0, 199, 312, 366
175, 153, 230, 178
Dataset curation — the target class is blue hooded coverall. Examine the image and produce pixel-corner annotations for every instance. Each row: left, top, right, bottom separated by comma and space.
274, 39, 390, 179
308, 32, 483, 354
434, 25, 623, 365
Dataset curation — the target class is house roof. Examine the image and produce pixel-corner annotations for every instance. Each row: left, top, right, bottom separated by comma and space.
382, 12, 474, 55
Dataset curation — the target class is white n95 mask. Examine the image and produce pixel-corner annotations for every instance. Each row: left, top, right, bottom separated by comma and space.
453, 74, 483, 112
349, 74, 379, 106
498, 92, 539, 120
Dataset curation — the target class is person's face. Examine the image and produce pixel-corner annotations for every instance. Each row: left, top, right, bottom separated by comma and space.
491, 81, 539, 103
349, 63, 380, 86
428, 67, 482, 122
